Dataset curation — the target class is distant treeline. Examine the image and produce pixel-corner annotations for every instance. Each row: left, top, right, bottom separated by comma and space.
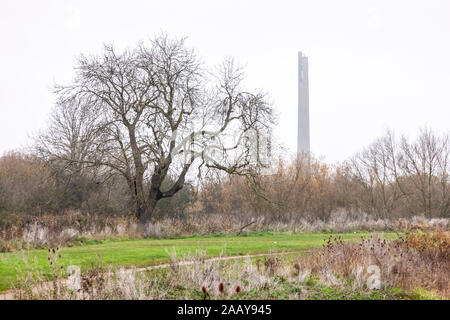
0, 128, 449, 221
202, 128, 449, 221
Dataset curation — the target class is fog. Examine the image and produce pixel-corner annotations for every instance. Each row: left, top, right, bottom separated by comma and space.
1, 0, 449, 162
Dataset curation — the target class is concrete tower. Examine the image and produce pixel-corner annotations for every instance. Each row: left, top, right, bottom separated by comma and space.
297, 51, 310, 154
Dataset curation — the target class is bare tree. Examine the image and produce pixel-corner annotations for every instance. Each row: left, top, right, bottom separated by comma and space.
36, 34, 274, 222
398, 128, 449, 218
436, 133, 450, 217
349, 128, 450, 219
350, 131, 408, 218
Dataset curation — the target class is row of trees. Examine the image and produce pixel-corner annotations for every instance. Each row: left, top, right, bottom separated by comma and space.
0, 151, 193, 218
197, 129, 450, 220
1, 129, 448, 221
349, 128, 449, 219
0, 151, 129, 215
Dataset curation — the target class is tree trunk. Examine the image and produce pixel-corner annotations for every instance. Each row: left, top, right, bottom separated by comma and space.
139, 198, 158, 223
135, 198, 149, 223
135, 168, 164, 223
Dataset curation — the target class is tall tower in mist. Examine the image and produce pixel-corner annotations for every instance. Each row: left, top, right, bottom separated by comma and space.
297, 51, 310, 154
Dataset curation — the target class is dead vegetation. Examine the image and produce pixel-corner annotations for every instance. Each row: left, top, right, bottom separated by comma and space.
293, 230, 449, 299
0, 210, 448, 252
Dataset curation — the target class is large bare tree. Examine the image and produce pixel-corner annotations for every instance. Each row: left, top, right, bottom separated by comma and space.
36, 34, 274, 222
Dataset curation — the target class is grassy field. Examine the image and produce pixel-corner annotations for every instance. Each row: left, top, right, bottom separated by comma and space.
0, 231, 397, 293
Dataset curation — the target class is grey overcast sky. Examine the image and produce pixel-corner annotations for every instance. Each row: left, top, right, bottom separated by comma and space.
1, 0, 449, 163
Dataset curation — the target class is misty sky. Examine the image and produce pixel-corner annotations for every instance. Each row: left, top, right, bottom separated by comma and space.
1, 0, 449, 163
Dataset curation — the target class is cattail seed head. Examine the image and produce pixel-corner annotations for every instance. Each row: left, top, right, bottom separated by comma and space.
201, 286, 207, 294
235, 285, 241, 293
218, 282, 224, 293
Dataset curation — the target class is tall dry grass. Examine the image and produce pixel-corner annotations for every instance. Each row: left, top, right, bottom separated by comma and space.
1, 210, 448, 252
293, 230, 449, 299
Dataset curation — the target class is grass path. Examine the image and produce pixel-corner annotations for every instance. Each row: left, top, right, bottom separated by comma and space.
0, 231, 397, 293
0, 251, 302, 300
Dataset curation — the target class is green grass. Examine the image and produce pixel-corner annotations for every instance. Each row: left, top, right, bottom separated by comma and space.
0, 231, 397, 293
